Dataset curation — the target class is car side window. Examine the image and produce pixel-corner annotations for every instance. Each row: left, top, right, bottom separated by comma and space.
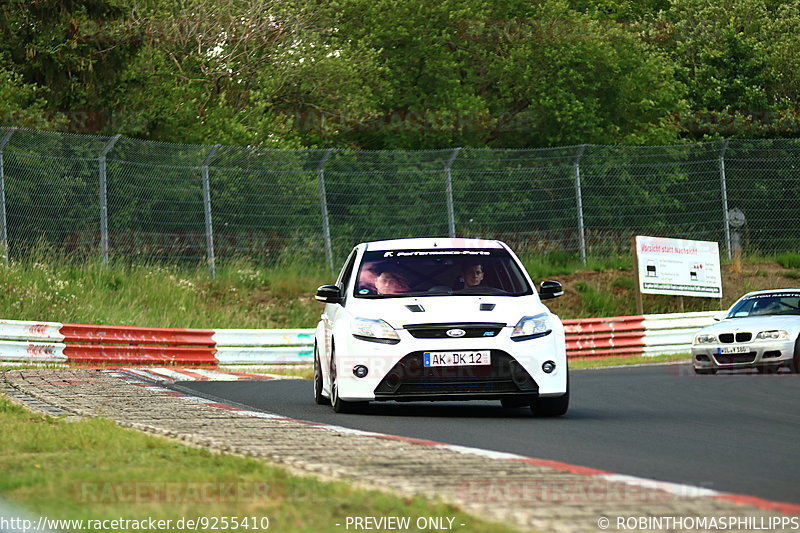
336, 250, 358, 301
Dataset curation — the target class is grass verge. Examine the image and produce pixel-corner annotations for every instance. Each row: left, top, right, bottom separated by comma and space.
0, 393, 519, 533
569, 353, 690, 369
1, 253, 798, 328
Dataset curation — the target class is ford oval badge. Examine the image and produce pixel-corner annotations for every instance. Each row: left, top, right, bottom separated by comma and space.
446, 328, 466, 338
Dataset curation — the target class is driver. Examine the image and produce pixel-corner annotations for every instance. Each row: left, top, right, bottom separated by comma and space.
455, 262, 485, 289
374, 269, 412, 295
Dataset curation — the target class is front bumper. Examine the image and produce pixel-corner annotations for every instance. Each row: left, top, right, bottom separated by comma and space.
372, 350, 539, 402
332, 326, 567, 401
692, 339, 795, 370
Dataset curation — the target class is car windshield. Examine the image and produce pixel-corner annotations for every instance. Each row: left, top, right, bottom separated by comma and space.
726, 292, 800, 318
353, 248, 533, 298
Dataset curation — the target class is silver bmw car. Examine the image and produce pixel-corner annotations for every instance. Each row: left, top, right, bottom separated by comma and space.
692, 289, 800, 374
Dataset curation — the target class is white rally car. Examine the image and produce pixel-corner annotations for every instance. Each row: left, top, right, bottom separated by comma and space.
691, 288, 800, 374
313, 238, 569, 416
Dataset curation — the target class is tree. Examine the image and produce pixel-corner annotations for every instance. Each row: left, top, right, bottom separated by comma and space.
653, 0, 800, 138
302, 0, 686, 149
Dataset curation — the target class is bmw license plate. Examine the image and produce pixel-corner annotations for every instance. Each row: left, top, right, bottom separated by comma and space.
716, 346, 749, 355
423, 351, 490, 367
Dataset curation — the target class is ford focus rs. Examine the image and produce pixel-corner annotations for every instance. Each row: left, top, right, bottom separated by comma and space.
313, 238, 568, 416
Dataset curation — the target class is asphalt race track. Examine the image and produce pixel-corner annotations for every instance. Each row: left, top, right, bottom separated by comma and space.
172, 363, 800, 504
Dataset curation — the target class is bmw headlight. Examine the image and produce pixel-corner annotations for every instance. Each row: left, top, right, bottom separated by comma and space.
511, 314, 551, 341
351, 317, 400, 344
693, 333, 717, 345
756, 330, 789, 340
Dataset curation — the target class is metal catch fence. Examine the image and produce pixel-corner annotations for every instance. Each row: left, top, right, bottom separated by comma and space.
0, 127, 798, 275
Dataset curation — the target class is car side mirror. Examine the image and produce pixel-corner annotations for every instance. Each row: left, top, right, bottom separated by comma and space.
539, 280, 564, 300
315, 284, 343, 304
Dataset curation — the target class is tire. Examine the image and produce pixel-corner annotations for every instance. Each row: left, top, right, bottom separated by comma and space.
329, 347, 366, 414
313, 345, 329, 405
694, 367, 717, 375
792, 336, 800, 374
530, 374, 569, 417
756, 365, 779, 374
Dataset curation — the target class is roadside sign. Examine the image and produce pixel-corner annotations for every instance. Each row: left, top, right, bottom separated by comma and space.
634, 236, 722, 298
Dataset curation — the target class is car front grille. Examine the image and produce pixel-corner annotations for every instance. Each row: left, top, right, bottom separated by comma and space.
396, 379, 519, 395
718, 332, 752, 343
374, 351, 538, 398
404, 322, 505, 339
713, 352, 757, 365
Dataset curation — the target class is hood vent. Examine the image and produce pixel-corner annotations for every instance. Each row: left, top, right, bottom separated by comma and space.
405, 304, 425, 312
480, 303, 495, 311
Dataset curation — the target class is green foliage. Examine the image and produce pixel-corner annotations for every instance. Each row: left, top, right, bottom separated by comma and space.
611, 275, 635, 290
573, 280, 624, 316
0, 55, 66, 130
1, 0, 799, 145
776, 252, 800, 269
306, 0, 685, 148
0, 253, 326, 328
522, 252, 629, 280
654, 0, 800, 139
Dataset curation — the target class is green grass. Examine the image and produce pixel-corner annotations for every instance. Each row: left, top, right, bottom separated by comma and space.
775, 252, 800, 270
0, 393, 519, 533
569, 353, 689, 369
520, 252, 630, 279
2, 251, 799, 330
0, 255, 328, 329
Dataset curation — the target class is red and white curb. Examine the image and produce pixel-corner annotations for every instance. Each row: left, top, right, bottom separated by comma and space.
117, 367, 302, 383
105, 369, 800, 517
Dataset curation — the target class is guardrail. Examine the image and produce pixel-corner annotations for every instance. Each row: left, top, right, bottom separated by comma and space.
0, 320, 314, 365
563, 311, 718, 358
1, 312, 717, 365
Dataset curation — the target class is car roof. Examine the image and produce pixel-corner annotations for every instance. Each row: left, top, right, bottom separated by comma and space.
363, 238, 506, 251
739, 288, 800, 298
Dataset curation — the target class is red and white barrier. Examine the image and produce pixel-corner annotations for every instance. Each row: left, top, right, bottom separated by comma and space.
0, 311, 718, 365
564, 311, 718, 358
0, 320, 312, 365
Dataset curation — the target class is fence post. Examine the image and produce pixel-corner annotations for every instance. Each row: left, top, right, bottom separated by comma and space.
0, 128, 17, 264
98, 134, 121, 265
444, 148, 461, 238
719, 139, 732, 260
573, 144, 587, 264
316, 149, 334, 275
201, 144, 221, 279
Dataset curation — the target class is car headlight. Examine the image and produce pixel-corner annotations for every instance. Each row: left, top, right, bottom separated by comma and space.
693, 333, 717, 345
756, 330, 789, 340
351, 317, 400, 344
511, 314, 551, 340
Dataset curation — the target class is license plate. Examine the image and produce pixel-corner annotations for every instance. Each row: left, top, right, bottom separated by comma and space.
716, 346, 749, 355
423, 351, 491, 367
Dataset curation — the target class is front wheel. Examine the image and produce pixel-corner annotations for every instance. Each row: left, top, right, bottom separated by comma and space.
313, 346, 329, 405
530, 375, 569, 417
